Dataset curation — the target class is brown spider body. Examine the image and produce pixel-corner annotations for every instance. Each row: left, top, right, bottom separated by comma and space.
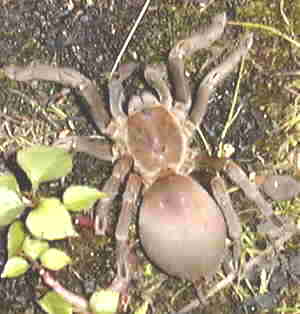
140, 174, 227, 280
111, 99, 227, 280
115, 96, 226, 280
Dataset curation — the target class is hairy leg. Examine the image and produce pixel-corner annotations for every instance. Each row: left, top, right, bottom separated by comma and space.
54, 136, 113, 162
190, 32, 253, 126
94, 155, 133, 235
168, 13, 227, 116
4, 64, 111, 133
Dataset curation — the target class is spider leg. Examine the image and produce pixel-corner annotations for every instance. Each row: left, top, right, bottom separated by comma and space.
109, 63, 138, 121
211, 175, 242, 270
224, 160, 282, 227
3, 64, 111, 133
144, 65, 172, 108
195, 154, 284, 231
168, 13, 227, 116
54, 136, 113, 162
190, 32, 253, 126
94, 155, 133, 235
257, 175, 300, 201
112, 173, 142, 292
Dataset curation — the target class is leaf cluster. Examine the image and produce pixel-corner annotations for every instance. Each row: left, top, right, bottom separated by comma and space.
0, 145, 120, 314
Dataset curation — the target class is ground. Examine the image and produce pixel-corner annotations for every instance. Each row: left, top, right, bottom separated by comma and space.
0, 0, 299, 313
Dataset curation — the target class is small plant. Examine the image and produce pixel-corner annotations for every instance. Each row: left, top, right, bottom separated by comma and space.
0, 145, 122, 314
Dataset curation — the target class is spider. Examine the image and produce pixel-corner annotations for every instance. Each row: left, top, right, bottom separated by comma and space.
4, 12, 287, 304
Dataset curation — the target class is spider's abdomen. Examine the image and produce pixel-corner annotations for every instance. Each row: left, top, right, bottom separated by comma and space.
127, 106, 185, 176
139, 174, 226, 281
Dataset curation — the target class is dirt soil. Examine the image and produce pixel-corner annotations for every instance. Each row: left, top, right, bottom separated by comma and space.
0, 0, 299, 314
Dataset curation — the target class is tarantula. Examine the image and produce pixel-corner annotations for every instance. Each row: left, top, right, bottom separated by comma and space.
4, 12, 290, 304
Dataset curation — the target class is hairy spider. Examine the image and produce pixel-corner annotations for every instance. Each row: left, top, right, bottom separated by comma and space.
4, 13, 288, 304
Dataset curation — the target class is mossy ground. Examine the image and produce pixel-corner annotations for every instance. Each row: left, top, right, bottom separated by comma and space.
0, 0, 299, 313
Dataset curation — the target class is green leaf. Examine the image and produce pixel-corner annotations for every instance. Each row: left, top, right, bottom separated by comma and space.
0, 173, 20, 194
26, 198, 78, 240
63, 186, 107, 212
17, 145, 73, 191
7, 220, 26, 258
38, 291, 73, 314
0, 187, 25, 227
134, 301, 149, 314
292, 79, 300, 89
22, 236, 49, 260
40, 248, 72, 271
89, 289, 120, 314
1, 256, 30, 278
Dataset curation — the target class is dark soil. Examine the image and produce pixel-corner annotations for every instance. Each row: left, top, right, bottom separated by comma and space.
0, 0, 299, 314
